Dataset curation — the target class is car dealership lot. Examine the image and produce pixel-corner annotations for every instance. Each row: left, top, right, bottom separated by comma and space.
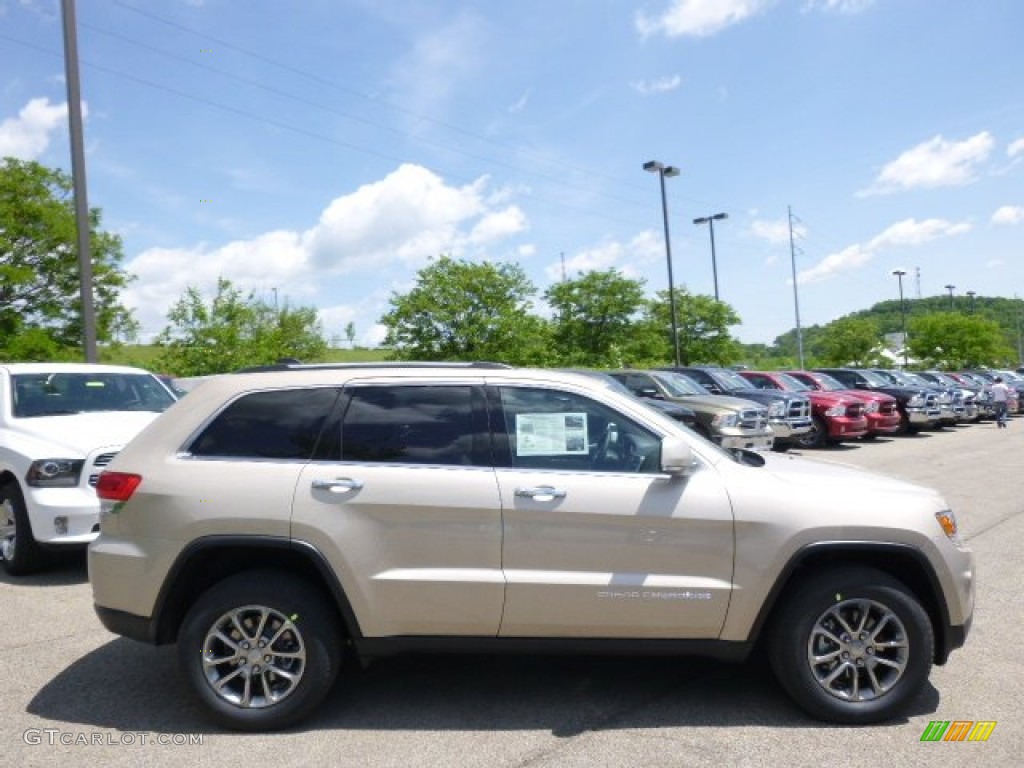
2, 423, 1020, 767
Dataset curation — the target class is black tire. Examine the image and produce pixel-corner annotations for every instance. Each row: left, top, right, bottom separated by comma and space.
895, 410, 917, 436
795, 416, 829, 449
0, 481, 47, 575
767, 567, 933, 724
178, 570, 342, 731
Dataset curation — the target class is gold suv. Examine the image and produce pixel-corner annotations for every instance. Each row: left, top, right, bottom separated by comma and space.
89, 364, 974, 730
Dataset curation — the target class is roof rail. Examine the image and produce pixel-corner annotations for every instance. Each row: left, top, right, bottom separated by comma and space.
233, 360, 513, 374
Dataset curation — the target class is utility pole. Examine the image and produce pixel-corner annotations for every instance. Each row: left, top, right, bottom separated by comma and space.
61, 0, 97, 362
914, 266, 921, 299
788, 206, 804, 369
560, 251, 566, 282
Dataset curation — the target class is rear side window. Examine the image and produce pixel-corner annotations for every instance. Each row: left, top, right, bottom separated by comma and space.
190, 388, 340, 459
339, 385, 483, 466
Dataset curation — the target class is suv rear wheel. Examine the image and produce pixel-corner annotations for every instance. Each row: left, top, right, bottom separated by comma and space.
767, 567, 933, 724
178, 570, 342, 730
0, 482, 46, 575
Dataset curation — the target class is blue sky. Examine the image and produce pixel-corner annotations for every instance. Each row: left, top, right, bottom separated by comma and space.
2, 0, 1022, 348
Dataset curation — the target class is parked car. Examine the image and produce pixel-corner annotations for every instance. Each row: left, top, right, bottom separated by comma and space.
813, 368, 941, 434
967, 370, 1023, 415
913, 371, 980, 423
869, 369, 958, 426
785, 370, 902, 439
606, 369, 774, 451
559, 370, 699, 431
663, 366, 813, 451
0, 363, 178, 574
737, 370, 868, 448
90, 363, 974, 730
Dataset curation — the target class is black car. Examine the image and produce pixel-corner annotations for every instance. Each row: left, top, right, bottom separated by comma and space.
561, 370, 700, 432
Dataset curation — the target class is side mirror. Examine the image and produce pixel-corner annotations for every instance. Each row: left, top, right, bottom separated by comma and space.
661, 436, 696, 476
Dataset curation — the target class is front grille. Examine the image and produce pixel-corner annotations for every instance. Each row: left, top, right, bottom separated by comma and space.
738, 408, 769, 431
879, 401, 897, 415
786, 399, 811, 420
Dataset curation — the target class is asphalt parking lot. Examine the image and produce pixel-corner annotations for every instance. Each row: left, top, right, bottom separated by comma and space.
2, 420, 1021, 767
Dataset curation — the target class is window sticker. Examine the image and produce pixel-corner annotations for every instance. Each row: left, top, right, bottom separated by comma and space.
515, 413, 589, 456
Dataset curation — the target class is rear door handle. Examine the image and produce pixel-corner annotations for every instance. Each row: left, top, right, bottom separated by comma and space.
514, 486, 566, 502
312, 478, 364, 493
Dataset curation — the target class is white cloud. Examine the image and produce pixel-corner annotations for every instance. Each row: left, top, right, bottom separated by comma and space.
636, 0, 771, 38
992, 206, 1024, 225
860, 132, 994, 195
1009, 138, 1024, 158
802, 0, 875, 13
751, 218, 804, 244
122, 164, 527, 338
0, 97, 72, 160
545, 231, 662, 282
508, 89, 531, 114
798, 218, 969, 284
631, 75, 683, 95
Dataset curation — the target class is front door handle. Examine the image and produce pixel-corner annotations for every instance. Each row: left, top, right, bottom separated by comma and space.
514, 486, 566, 502
312, 478, 364, 493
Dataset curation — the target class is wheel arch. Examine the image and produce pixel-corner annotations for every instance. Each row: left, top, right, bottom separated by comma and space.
150, 535, 363, 647
747, 542, 956, 664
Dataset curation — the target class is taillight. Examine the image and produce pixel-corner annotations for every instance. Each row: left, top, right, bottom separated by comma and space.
96, 471, 142, 501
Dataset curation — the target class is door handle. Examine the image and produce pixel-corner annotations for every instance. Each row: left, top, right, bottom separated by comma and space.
312, 478, 364, 493
514, 486, 566, 502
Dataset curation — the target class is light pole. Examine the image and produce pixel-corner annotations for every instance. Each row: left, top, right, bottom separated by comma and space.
945, 284, 955, 310
892, 269, 908, 368
693, 212, 728, 301
966, 290, 976, 313
643, 160, 681, 367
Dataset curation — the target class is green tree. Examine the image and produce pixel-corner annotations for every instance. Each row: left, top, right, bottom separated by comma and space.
544, 269, 647, 366
344, 321, 357, 348
0, 157, 133, 352
643, 289, 741, 365
155, 277, 327, 375
907, 312, 1011, 369
380, 255, 551, 364
817, 316, 885, 366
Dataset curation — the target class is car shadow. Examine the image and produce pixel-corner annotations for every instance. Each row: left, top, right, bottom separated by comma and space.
27, 642, 942, 735
0, 550, 88, 587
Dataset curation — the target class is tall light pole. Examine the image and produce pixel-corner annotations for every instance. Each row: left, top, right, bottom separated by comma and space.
892, 269, 908, 368
945, 284, 955, 310
966, 290, 976, 313
643, 160, 681, 367
693, 212, 728, 301
788, 206, 804, 369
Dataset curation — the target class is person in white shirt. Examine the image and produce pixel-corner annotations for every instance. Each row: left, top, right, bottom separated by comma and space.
990, 377, 1010, 429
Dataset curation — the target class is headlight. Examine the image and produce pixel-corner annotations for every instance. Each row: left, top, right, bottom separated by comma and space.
26, 459, 84, 488
935, 510, 963, 547
712, 412, 738, 428
768, 401, 785, 417
908, 394, 925, 407
825, 405, 845, 417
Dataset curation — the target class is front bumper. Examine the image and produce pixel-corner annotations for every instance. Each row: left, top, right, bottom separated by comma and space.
825, 416, 869, 440
865, 412, 902, 434
768, 418, 813, 440
24, 487, 101, 546
716, 430, 775, 452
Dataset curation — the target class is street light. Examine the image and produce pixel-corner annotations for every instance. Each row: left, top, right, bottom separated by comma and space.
643, 160, 682, 367
966, 290, 976, 313
693, 212, 728, 301
945, 284, 955, 310
892, 269, 908, 368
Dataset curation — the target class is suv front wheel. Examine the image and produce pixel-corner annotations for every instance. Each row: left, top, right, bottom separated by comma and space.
178, 570, 342, 730
767, 567, 933, 724
0, 482, 46, 575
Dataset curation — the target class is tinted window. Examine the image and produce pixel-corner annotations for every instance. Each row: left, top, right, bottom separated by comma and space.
190, 388, 339, 459
495, 387, 660, 474
340, 386, 479, 466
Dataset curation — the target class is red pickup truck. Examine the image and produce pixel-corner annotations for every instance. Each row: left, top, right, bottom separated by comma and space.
785, 370, 902, 440
739, 370, 870, 448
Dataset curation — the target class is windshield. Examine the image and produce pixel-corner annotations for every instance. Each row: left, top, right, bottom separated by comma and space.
710, 369, 752, 389
11, 372, 177, 418
774, 373, 810, 391
810, 372, 845, 391
858, 369, 890, 386
654, 371, 709, 396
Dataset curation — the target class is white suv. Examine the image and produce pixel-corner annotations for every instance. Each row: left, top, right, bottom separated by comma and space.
89, 364, 973, 730
0, 362, 177, 574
